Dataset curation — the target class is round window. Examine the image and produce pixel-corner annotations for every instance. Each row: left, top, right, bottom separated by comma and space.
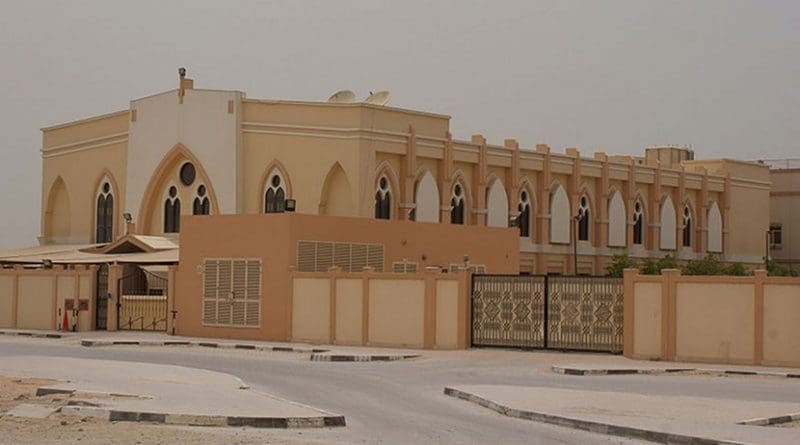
169, 186, 177, 198
379, 177, 387, 190
454, 184, 462, 196
198, 185, 206, 197
271, 175, 281, 188
102, 182, 110, 194
179, 163, 196, 186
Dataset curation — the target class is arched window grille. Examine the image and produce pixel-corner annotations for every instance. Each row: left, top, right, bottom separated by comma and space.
264, 171, 286, 213
633, 201, 644, 245
450, 183, 465, 224
682, 205, 692, 247
374, 176, 391, 219
164, 185, 181, 233
518, 190, 531, 237
95, 181, 114, 243
577, 196, 590, 241
193, 184, 210, 215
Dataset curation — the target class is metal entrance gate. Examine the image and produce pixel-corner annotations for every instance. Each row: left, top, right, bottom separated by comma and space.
117, 267, 168, 331
471, 275, 623, 352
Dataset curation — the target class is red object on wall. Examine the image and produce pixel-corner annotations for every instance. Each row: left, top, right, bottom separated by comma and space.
62, 310, 69, 331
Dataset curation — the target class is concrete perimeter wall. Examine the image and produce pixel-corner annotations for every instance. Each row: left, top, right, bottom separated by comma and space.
0, 265, 97, 331
623, 269, 800, 367
290, 267, 470, 349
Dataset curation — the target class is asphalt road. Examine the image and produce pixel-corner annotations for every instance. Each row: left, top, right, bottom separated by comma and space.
3, 337, 798, 444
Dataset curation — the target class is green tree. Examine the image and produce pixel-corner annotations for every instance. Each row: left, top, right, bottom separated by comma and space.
682, 254, 724, 275
605, 254, 638, 278
641, 254, 678, 275
767, 260, 799, 277
722, 262, 748, 276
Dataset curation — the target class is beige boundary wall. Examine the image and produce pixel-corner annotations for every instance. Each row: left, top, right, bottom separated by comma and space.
290, 267, 471, 349
0, 265, 97, 332
623, 269, 800, 367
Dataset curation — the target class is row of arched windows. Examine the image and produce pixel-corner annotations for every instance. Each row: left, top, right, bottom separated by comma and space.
370, 168, 723, 253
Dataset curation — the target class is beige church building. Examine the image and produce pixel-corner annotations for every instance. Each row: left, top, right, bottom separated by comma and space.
39, 72, 770, 274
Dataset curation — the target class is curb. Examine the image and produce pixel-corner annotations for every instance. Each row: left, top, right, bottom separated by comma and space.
552, 365, 800, 379
60, 405, 346, 428
0, 330, 65, 339
738, 412, 800, 427
443, 387, 747, 445
310, 353, 419, 362
80, 339, 329, 354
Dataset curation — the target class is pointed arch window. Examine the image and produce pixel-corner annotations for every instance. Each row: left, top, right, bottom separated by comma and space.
265, 171, 286, 213
518, 190, 531, 237
374, 176, 392, 220
577, 196, 590, 241
633, 201, 644, 246
164, 186, 181, 233
450, 183, 465, 224
682, 205, 692, 247
95, 181, 114, 243
193, 184, 210, 215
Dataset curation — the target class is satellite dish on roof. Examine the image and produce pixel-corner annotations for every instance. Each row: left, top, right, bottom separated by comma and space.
327, 90, 356, 103
365, 90, 391, 106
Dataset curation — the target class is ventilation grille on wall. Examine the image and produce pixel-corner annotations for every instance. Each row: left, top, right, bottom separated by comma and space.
449, 263, 487, 274
202, 258, 261, 327
297, 241, 384, 272
392, 260, 419, 274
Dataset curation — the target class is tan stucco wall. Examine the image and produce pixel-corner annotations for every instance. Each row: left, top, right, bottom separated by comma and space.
334, 278, 363, 345
0, 275, 13, 328
17, 276, 55, 330
769, 170, 800, 272
435, 280, 459, 349
727, 183, 769, 259
763, 284, 800, 365
675, 283, 754, 363
291, 278, 331, 343
632, 282, 661, 358
368, 279, 425, 348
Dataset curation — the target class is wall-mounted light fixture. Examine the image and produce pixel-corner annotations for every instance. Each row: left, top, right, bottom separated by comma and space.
284, 199, 297, 212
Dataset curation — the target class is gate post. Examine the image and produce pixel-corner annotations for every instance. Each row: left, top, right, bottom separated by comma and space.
166, 265, 177, 336
106, 263, 123, 331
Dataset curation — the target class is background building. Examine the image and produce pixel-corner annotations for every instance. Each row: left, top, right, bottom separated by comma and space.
39, 73, 770, 274
764, 159, 800, 273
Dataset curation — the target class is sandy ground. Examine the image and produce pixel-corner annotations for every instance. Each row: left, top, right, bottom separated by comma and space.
0, 376, 324, 445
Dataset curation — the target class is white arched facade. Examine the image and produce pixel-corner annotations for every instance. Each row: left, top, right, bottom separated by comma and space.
486, 179, 509, 228
607, 191, 626, 247
550, 185, 570, 244
659, 195, 677, 250
707, 201, 723, 253
414, 171, 440, 223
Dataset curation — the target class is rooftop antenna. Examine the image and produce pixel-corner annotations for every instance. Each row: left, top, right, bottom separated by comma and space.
365, 90, 391, 106
327, 90, 356, 103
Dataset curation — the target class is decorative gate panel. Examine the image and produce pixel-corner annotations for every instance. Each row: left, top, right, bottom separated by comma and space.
471, 275, 623, 352
95, 264, 108, 330
472, 275, 546, 348
117, 267, 168, 331
547, 276, 623, 352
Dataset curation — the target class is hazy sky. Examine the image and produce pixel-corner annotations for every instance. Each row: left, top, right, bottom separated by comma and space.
0, 1, 797, 249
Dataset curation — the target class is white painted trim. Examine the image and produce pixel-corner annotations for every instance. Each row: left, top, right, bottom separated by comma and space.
42, 131, 129, 152
42, 138, 128, 158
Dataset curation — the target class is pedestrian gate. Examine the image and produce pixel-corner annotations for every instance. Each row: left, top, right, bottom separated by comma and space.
471, 275, 623, 352
117, 267, 168, 331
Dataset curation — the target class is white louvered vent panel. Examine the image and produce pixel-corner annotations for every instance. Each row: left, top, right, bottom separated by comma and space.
367, 244, 384, 271
316, 242, 334, 272
231, 301, 246, 325
245, 302, 260, 326
217, 299, 232, 325
392, 262, 405, 273
232, 260, 246, 299
449, 264, 460, 273
218, 260, 232, 294
203, 260, 219, 299
406, 262, 418, 273
246, 261, 260, 300
202, 299, 217, 324
297, 241, 316, 272
333, 243, 351, 271
351, 244, 368, 272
